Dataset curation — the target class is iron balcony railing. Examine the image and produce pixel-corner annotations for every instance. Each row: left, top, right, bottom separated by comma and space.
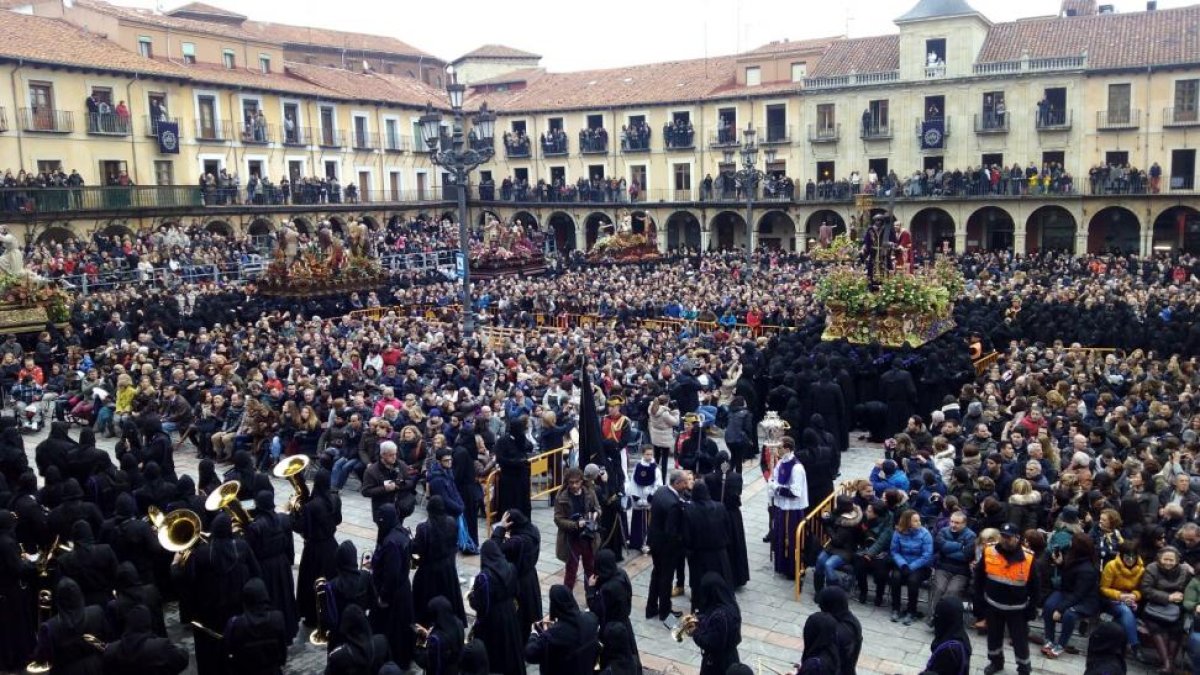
1164, 107, 1200, 128
665, 129, 695, 150
621, 134, 651, 153
239, 121, 275, 145
0, 186, 202, 213
143, 116, 182, 138
504, 142, 531, 159
710, 128, 740, 148
579, 134, 608, 154
1096, 109, 1140, 130
20, 108, 73, 133
195, 119, 233, 142
974, 113, 1009, 133
760, 125, 791, 145
469, 136, 493, 152
808, 123, 840, 143
353, 130, 379, 150
87, 112, 130, 136
282, 125, 308, 146
913, 117, 953, 139
316, 127, 345, 148
1035, 109, 1072, 131
860, 122, 892, 140
541, 136, 569, 157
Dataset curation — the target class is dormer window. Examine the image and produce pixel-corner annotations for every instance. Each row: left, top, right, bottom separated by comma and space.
745, 66, 761, 86
925, 38, 946, 78
223, 49, 236, 69
181, 42, 196, 65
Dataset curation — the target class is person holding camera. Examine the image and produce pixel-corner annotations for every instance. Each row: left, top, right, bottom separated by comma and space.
554, 466, 601, 590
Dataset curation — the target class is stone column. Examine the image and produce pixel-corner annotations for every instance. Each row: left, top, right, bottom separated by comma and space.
700, 228, 711, 252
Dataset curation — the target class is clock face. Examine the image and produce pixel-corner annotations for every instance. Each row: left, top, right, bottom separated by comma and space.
923, 128, 942, 147
162, 130, 178, 151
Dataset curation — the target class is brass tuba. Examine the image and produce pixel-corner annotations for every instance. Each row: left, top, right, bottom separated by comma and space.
25, 535, 73, 579
204, 480, 253, 533
308, 577, 329, 646
273, 455, 311, 513
159, 508, 207, 566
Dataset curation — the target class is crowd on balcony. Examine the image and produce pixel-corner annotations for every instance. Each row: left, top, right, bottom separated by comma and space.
700, 171, 796, 201
1088, 162, 1164, 195
1, 168, 87, 212
1037, 98, 1069, 127
489, 175, 638, 203
241, 110, 269, 144
85, 94, 130, 135
579, 127, 608, 152
664, 119, 696, 149
620, 122, 652, 151
540, 129, 568, 155
503, 130, 531, 156
802, 162, 1077, 201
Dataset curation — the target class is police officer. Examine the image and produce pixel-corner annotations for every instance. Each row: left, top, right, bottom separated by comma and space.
974, 523, 1039, 675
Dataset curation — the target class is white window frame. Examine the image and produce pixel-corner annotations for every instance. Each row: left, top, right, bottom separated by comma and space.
352, 166, 375, 193
222, 49, 236, 69
320, 158, 342, 180
259, 54, 271, 74
138, 36, 153, 59
351, 110, 371, 148
193, 88, 223, 124
181, 42, 196, 63
387, 170, 403, 198
242, 154, 268, 180
284, 155, 308, 180
279, 98, 304, 142
382, 114, 402, 150
745, 66, 761, 86
628, 163, 649, 192
671, 159, 695, 196
791, 62, 806, 82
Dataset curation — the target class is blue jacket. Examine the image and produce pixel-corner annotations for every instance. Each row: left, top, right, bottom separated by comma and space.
889, 527, 934, 571
870, 466, 910, 494
933, 526, 977, 576
427, 463, 464, 517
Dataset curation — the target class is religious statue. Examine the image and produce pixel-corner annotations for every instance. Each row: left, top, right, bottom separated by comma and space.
0, 226, 26, 277
280, 220, 300, 261
347, 218, 370, 257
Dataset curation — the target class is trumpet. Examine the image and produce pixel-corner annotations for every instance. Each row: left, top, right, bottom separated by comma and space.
159, 508, 207, 567
273, 455, 311, 513
146, 505, 166, 530
189, 621, 224, 640
309, 577, 329, 646
204, 480, 253, 533
671, 613, 699, 642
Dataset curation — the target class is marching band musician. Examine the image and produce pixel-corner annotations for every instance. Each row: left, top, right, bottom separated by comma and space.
244, 489, 298, 643
600, 396, 635, 488
768, 437, 809, 580
30, 577, 109, 674
0, 509, 36, 672
490, 508, 542, 636
293, 469, 341, 629
690, 572, 743, 675
413, 596, 466, 675
625, 446, 661, 553
323, 604, 390, 675
370, 504, 415, 670
102, 604, 189, 675
57, 520, 119, 607
173, 512, 261, 675
411, 496, 466, 626
468, 539, 524, 675
586, 549, 641, 673
322, 540, 376, 652
524, 584, 600, 673
222, 578, 289, 675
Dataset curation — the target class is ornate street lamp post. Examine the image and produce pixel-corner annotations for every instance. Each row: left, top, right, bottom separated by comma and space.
724, 123, 770, 264
419, 66, 496, 337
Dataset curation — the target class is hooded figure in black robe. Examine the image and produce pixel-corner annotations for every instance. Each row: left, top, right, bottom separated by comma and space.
35, 420, 77, 479
809, 369, 848, 454
412, 496, 466, 625
879, 361, 918, 439
31, 577, 108, 675
0, 418, 27, 486
102, 604, 188, 675
524, 584, 600, 672
222, 578, 289, 675
323, 604, 390, 675
587, 549, 641, 674
371, 504, 415, 669
244, 489, 298, 642
1082, 619, 1126, 675
414, 596, 466, 675
325, 540, 376, 652
597, 622, 639, 675
106, 561, 165, 637
469, 539, 525, 675
495, 417, 533, 518
691, 572, 741, 675
797, 612, 842, 675
0, 509, 36, 671
176, 511, 262, 675
922, 595, 972, 675
293, 468, 341, 627
58, 520, 119, 606
491, 507, 542, 635
49, 477, 104, 541
683, 481, 732, 607
815, 586, 863, 675
133, 462, 176, 518
139, 416, 175, 479
799, 414, 838, 509
224, 451, 260, 501
705, 451, 749, 588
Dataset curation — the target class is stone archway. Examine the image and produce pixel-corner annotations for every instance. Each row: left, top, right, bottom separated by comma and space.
98, 224, 134, 240
359, 215, 380, 231
756, 210, 796, 251
630, 210, 656, 239
327, 215, 347, 236
910, 207, 955, 255
585, 212, 613, 250
292, 217, 313, 235
1026, 205, 1077, 254
477, 210, 502, 227
205, 220, 234, 237
966, 206, 1015, 252
547, 212, 577, 252
35, 226, 74, 246
1088, 206, 1140, 254
804, 210, 846, 245
1153, 205, 1200, 253
512, 211, 538, 230
248, 218, 274, 236
666, 211, 701, 251
709, 211, 748, 251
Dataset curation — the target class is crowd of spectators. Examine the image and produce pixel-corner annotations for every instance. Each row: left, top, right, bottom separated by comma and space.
489, 176, 638, 203
620, 122, 652, 152
803, 163, 1078, 202
664, 119, 696, 149
540, 129, 568, 155
502, 131, 532, 157
578, 127, 608, 153
1088, 162, 1164, 196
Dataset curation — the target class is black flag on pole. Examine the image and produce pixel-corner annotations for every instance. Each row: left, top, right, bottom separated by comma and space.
577, 351, 604, 468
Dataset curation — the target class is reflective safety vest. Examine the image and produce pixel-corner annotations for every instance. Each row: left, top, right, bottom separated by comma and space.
981, 544, 1034, 610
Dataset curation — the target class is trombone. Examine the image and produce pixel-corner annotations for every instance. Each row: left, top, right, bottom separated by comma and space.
309, 577, 329, 646
25, 591, 63, 674
159, 508, 207, 567
189, 621, 224, 640
204, 480, 253, 533
273, 455, 310, 514
671, 613, 699, 642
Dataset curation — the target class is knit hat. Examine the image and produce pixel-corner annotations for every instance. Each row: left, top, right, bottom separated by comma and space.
881, 459, 898, 476
584, 463, 603, 480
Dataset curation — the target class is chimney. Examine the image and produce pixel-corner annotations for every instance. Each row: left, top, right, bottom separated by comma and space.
1098, 4, 1114, 13
1147, 1, 1157, 10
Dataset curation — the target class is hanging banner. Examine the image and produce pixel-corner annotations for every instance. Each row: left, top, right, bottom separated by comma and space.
920, 119, 945, 150
156, 120, 180, 154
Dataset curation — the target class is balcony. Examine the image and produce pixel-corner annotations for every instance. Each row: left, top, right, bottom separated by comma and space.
541, 136, 569, 157
622, 133, 651, 153
469, 135, 493, 153
239, 122, 274, 145
316, 127, 345, 148
760, 125, 791, 145
974, 113, 1009, 134
86, 112, 130, 137
194, 119, 232, 142
1096, 109, 1140, 131
20, 108, 73, 133
665, 128, 695, 150
0, 185, 203, 213
143, 116, 182, 138
504, 142, 531, 159
353, 130, 379, 150
1163, 107, 1200, 128
808, 123, 840, 143
579, 130, 608, 154
913, 117, 953, 141
1035, 109, 1072, 131
710, 128, 740, 148
860, 122, 892, 141
385, 133, 412, 152
282, 125, 307, 146
924, 63, 947, 79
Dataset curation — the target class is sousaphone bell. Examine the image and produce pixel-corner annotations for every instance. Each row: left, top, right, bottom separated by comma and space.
204, 480, 253, 532
273, 455, 311, 513
158, 508, 207, 566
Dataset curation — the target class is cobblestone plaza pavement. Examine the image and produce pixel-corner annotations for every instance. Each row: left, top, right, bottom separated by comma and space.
16, 428, 1160, 675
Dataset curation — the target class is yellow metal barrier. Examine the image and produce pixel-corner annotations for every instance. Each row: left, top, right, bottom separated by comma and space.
481, 445, 569, 531
793, 482, 856, 600
483, 469, 500, 531
974, 351, 1001, 376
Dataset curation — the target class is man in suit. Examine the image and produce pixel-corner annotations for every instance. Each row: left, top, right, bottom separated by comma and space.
646, 469, 689, 623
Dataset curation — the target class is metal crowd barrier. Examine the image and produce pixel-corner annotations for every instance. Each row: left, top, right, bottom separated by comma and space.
793, 482, 855, 600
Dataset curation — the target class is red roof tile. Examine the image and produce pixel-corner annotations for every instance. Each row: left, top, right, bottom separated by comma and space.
743, 36, 842, 57
0, 11, 189, 78
806, 35, 900, 77
286, 62, 446, 108
74, 0, 269, 43
242, 22, 437, 61
455, 44, 540, 62
165, 2, 246, 21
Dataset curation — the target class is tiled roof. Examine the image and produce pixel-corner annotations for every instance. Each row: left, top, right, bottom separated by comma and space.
978, 6, 1200, 69
743, 36, 842, 56
286, 62, 446, 108
0, 10, 189, 78
455, 44, 541, 62
465, 56, 739, 113
165, 1, 246, 21
470, 68, 544, 86
179, 60, 342, 98
895, 0, 985, 23
242, 21, 437, 61
74, 0, 269, 43
806, 35, 900, 77
1060, 0, 1098, 16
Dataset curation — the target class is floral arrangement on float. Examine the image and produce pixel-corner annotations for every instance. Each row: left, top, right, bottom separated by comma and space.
0, 273, 71, 331
259, 244, 386, 297
816, 257, 963, 347
810, 233, 859, 262
586, 210, 662, 263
